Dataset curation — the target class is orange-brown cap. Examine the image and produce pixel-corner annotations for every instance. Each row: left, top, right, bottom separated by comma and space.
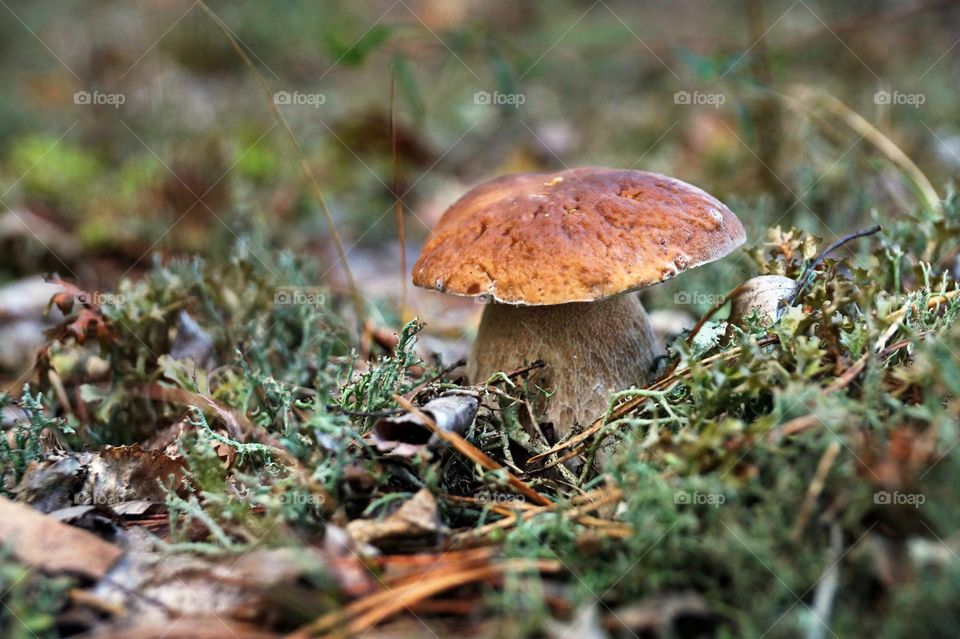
413, 167, 745, 305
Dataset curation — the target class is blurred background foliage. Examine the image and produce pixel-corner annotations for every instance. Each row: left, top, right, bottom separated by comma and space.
1, 0, 959, 339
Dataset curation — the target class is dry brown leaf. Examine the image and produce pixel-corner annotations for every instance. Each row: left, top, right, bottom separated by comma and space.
346, 488, 441, 551
0, 495, 122, 579
15, 444, 185, 513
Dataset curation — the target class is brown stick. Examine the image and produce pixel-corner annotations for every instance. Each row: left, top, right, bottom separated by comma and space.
309, 559, 559, 638
390, 67, 408, 320
789, 440, 841, 542
393, 395, 551, 506
451, 487, 626, 546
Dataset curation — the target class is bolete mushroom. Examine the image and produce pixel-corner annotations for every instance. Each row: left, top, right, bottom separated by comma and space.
413, 167, 745, 439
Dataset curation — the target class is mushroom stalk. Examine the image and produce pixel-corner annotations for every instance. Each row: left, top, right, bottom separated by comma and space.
468, 293, 661, 438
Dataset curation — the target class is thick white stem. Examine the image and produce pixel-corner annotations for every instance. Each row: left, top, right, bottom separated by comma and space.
468, 294, 661, 440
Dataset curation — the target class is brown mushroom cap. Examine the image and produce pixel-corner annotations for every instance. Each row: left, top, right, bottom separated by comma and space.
413, 167, 746, 305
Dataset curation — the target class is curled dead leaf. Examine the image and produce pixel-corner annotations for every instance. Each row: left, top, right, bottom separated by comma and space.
372, 394, 478, 457
728, 275, 799, 328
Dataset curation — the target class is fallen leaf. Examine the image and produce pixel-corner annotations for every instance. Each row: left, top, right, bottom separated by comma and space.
372, 394, 478, 457
346, 488, 441, 551
91, 539, 342, 629
15, 445, 185, 512
0, 495, 122, 579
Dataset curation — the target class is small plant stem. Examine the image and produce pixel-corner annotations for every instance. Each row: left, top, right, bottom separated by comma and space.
390, 66, 409, 321
789, 224, 882, 305
393, 394, 551, 506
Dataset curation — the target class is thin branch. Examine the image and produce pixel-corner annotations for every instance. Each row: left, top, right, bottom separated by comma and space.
789, 224, 882, 305
393, 394, 551, 506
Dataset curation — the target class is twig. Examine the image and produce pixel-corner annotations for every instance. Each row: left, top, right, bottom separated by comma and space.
393, 395, 551, 506
768, 333, 929, 441
402, 358, 467, 401
390, 66, 408, 320
327, 405, 405, 418
132, 383, 327, 500
788, 225, 882, 305
502, 359, 546, 380
789, 440, 841, 542
684, 281, 752, 349
291, 558, 560, 638
808, 524, 844, 639
450, 486, 626, 545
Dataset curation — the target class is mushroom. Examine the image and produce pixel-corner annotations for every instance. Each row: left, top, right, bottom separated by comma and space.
413, 167, 745, 439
